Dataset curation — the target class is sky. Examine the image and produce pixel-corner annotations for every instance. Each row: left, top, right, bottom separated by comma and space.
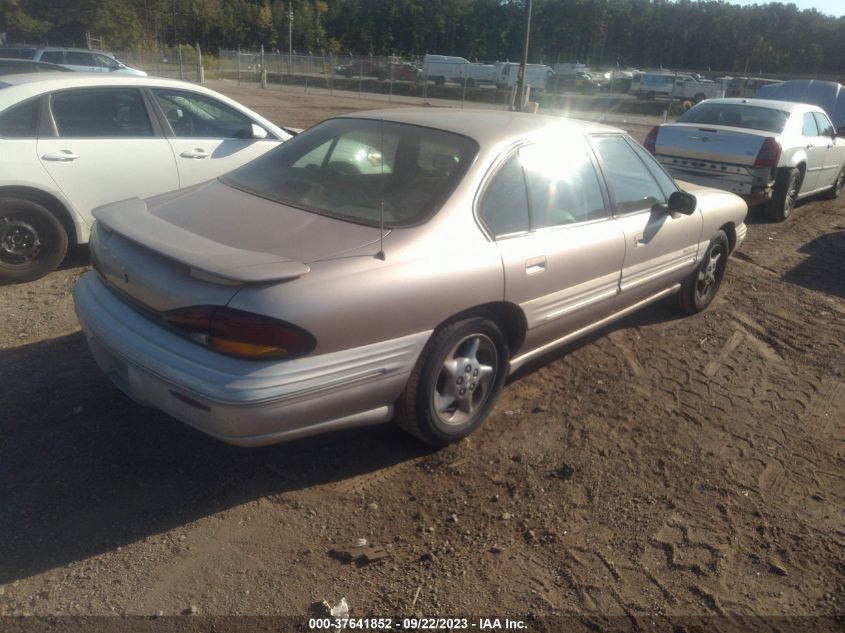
724, 0, 845, 17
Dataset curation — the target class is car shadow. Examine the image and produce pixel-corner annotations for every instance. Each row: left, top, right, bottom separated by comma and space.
0, 332, 432, 584
0, 245, 89, 287
782, 229, 845, 300
508, 300, 686, 383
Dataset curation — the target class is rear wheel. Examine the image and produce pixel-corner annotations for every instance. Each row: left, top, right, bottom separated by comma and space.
674, 230, 729, 314
395, 316, 508, 446
694, 92, 706, 103
765, 167, 800, 222
0, 197, 68, 284
825, 166, 844, 199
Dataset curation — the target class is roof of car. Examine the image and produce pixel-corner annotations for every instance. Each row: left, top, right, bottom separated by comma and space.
343, 107, 623, 146
702, 97, 822, 113
0, 74, 237, 108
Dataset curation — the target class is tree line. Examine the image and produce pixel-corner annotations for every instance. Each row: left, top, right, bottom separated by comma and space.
2, 0, 844, 75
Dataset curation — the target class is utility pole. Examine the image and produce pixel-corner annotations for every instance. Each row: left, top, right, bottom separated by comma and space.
173, 0, 183, 80
514, 0, 533, 112
288, 4, 293, 73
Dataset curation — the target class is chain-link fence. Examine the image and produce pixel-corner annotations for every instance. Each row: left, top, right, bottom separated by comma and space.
215, 49, 531, 110
113, 45, 204, 83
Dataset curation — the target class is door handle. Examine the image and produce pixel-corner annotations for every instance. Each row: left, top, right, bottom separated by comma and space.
525, 255, 547, 275
41, 151, 79, 162
180, 149, 211, 159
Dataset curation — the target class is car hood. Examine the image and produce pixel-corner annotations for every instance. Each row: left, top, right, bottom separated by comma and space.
93, 179, 385, 284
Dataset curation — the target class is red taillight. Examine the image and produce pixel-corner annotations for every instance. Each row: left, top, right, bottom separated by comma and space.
644, 126, 659, 154
163, 306, 315, 359
754, 137, 782, 167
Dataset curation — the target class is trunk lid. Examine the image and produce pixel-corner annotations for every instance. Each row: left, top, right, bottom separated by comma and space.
655, 123, 771, 166
91, 179, 385, 313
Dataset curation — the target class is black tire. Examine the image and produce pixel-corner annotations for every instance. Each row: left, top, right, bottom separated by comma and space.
0, 197, 68, 284
825, 166, 844, 199
764, 167, 800, 222
434, 76, 445, 86
675, 230, 729, 314
694, 92, 706, 103
646, 90, 656, 101
395, 315, 509, 446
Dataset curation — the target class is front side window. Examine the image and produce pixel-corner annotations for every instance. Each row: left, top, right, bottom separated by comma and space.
592, 135, 666, 214
153, 89, 253, 139
520, 140, 607, 228
51, 89, 153, 138
812, 112, 834, 137
93, 53, 121, 70
222, 118, 478, 227
626, 138, 678, 198
0, 99, 40, 138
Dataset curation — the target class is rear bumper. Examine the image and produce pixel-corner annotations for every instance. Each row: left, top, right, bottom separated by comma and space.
73, 272, 430, 446
659, 155, 774, 201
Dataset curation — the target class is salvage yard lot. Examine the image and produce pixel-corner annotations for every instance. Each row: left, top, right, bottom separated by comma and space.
0, 82, 843, 622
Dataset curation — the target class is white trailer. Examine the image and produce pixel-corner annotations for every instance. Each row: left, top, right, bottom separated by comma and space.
496, 62, 555, 91
422, 54, 469, 85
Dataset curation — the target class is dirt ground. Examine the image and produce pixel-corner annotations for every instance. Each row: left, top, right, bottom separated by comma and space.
1, 82, 843, 629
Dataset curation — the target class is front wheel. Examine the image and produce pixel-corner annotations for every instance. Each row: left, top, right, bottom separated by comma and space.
395, 316, 509, 446
765, 167, 800, 222
825, 166, 844, 199
674, 230, 729, 314
0, 197, 68, 284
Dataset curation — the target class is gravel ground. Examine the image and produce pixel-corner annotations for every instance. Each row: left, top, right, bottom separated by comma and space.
1, 81, 843, 630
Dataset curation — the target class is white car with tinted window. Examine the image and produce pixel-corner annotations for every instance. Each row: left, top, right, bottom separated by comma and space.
0, 74, 293, 282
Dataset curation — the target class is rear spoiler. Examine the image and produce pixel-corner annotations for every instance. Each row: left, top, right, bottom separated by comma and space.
93, 198, 310, 284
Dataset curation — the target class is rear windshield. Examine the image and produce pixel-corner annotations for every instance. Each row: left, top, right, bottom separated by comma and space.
222, 118, 478, 227
0, 48, 36, 60
678, 103, 789, 133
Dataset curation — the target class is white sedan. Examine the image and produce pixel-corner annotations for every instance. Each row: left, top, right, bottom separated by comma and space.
0, 74, 294, 282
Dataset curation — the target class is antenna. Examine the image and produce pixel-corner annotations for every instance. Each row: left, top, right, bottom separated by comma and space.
375, 118, 386, 261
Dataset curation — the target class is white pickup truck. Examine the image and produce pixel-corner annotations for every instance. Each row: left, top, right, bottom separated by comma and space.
645, 98, 845, 221
672, 77, 725, 103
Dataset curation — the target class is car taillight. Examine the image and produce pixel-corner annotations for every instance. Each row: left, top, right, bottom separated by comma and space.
644, 126, 659, 154
754, 137, 782, 167
163, 306, 315, 359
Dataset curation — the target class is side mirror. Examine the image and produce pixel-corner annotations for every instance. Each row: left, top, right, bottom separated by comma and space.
251, 123, 269, 139
667, 191, 697, 215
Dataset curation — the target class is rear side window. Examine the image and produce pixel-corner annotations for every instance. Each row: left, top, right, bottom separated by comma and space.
0, 99, 40, 138
39, 51, 64, 64
480, 154, 530, 237
51, 89, 153, 137
802, 112, 819, 137
65, 51, 95, 66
